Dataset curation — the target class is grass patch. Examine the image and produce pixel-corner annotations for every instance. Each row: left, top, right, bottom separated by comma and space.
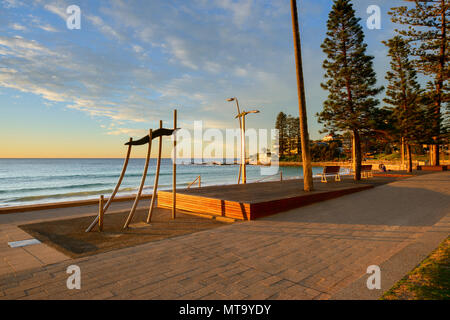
381, 236, 450, 300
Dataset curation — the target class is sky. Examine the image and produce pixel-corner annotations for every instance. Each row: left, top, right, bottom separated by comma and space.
0, 0, 412, 158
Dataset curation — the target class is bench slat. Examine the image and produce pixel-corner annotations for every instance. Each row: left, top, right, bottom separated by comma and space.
323, 166, 340, 174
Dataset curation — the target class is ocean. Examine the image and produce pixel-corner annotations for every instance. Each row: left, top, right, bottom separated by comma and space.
0, 159, 327, 208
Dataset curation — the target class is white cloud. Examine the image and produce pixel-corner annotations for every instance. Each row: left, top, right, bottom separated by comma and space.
0, 36, 55, 57
0, 0, 406, 139
106, 128, 147, 136
10, 23, 27, 31
166, 37, 199, 70
216, 0, 253, 27
39, 24, 58, 32
234, 67, 248, 77
132, 45, 143, 54
85, 14, 125, 41
43, 3, 68, 20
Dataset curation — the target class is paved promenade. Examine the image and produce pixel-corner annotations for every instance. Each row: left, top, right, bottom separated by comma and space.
0, 172, 449, 300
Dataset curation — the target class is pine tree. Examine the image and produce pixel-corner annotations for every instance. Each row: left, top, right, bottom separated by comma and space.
383, 36, 427, 172
287, 115, 300, 156
318, 0, 384, 180
275, 112, 288, 156
389, 0, 449, 166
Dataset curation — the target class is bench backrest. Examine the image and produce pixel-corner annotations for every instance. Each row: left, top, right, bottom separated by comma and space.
323, 166, 340, 174
361, 165, 372, 171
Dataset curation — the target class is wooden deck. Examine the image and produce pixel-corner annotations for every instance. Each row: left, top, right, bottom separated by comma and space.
157, 179, 374, 220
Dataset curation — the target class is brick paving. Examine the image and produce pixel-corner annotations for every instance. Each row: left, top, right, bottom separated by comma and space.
0, 172, 449, 300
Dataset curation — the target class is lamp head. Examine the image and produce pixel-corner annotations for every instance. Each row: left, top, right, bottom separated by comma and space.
227, 98, 235, 102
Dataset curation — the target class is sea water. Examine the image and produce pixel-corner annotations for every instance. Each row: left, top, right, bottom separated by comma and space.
0, 158, 326, 207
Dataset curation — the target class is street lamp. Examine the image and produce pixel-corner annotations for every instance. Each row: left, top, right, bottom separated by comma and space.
235, 109, 260, 184
227, 97, 243, 184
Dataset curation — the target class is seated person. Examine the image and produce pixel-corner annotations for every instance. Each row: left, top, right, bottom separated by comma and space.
378, 164, 387, 172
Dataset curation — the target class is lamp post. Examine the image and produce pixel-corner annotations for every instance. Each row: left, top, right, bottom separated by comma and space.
235, 110, 260, 184
227, 97, 243, 184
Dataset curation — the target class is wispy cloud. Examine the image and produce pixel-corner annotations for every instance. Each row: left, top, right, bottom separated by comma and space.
1, 0, 409, 139
39, 24, 58, 32
10, 23, 27, 31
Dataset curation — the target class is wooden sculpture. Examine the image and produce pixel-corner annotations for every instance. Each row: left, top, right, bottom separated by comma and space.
85, 110, 178, 232
122, 129, 153, 229
146, 121, 163, 223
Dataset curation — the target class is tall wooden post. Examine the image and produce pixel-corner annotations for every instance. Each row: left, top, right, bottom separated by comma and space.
98, 195, 104, 232
291, 0, 313, 191
172, 110, 177, 219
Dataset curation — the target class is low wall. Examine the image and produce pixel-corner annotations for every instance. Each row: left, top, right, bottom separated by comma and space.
277, 159, 450, 170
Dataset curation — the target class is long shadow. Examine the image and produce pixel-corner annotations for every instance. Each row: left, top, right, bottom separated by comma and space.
260, 183, 450, 227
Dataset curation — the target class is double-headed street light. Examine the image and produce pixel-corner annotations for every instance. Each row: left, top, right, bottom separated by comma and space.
235, 109, 260, 184
227, 97, 243, 183
227, 98, 261, 184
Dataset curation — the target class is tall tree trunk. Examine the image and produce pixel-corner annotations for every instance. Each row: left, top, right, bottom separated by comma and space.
431, 0, 446, 167
291, 0, 313, 192
401, 137, 406, 170
431, 144, 439, 166
352, 134, 356, 172
429, 145, 434, 165
353, 130, 362, 180
407, 143, 413, 173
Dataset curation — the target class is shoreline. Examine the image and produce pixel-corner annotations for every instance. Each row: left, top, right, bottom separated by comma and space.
0, 194, 152, 214
2, 160, 444, 213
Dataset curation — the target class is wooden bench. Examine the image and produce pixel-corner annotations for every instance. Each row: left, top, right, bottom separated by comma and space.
361, 165, 373, 178
321, 166, 341, 183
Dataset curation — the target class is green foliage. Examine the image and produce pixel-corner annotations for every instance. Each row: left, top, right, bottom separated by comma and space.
317, 0, 384, 180
279, 141, 345, 162
275, 112, 288, 155
384, 143, 393, 155
275, 112, 301, 156
286, 115, 300, 154
383, 36, 430, 144
309, 141, 343, 162
389, 0, 449, 144
317, 0, 384, 134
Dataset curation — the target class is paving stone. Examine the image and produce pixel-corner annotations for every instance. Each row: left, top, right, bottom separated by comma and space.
0, 172, 449, 300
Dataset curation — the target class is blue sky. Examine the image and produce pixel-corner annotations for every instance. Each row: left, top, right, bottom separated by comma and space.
0, 0, 411, 158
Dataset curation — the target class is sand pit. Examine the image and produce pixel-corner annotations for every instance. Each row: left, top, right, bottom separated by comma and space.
19, 207, 231, 258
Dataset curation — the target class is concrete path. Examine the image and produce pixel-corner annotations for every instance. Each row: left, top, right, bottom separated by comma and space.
0, 173, 448, 300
